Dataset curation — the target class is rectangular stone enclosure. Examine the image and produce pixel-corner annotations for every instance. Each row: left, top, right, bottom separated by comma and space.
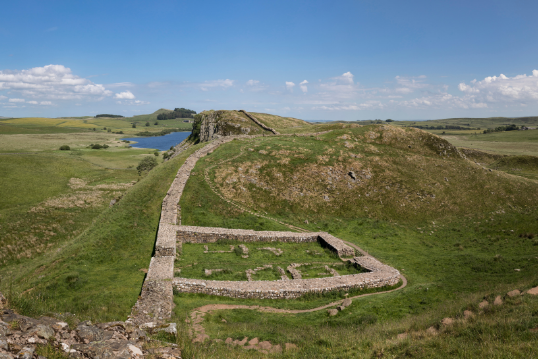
175, 226, 355, 257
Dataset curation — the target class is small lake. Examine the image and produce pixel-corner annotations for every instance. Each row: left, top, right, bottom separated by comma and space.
121, 131, 191, 151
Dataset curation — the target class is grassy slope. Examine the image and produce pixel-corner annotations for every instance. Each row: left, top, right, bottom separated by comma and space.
175, 124, 538, 357
0, 152, 138, 266
0, 142, 208, 322
183, 125, 538, 226
248, 112, 311, 133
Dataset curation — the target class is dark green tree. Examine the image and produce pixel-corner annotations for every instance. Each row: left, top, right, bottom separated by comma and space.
137, 156, 158, 175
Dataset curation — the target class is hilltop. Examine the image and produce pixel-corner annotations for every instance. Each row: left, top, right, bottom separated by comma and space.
182, 123, 538, 227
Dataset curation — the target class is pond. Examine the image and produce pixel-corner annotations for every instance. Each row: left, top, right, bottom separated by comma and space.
121, 131, 191, 151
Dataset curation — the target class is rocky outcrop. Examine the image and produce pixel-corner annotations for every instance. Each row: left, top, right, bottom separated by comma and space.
191, 110, 275, 143
0, 308, 180, 358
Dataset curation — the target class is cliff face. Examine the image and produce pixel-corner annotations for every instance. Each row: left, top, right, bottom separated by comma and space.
191, 110, 269, 142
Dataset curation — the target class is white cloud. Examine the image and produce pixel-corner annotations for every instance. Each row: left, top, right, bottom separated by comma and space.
317, 72, 357, 100
300, 80, 308, 93
0, 95, 6, 100
115, 90, 135, 99
198, 79, 234, 91
9, 98, 25, 103
116, 99, 149, 105
400, 93, 487, 109
393, 75, 428, 94
27, 100, 52, 105
286, 82, 295, 92
313, 101, 384, 111
107, 82, 135, 88
245, 79, 267, 92
0, 64, 112, 100
333, 72, 354, 84
458, 70, 538, 103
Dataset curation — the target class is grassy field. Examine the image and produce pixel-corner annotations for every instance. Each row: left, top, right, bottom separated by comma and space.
0, 109, 193, 136
170, 123, 538, 357
395, 116, 538, 130
0, 142, 211, 322
177, 241, 357, 281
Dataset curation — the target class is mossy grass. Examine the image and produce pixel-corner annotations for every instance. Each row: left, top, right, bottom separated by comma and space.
177, 241, 353, 281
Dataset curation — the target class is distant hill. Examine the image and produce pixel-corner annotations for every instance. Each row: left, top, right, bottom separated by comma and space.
395, 116, 538, 130
128, 109, 174, 122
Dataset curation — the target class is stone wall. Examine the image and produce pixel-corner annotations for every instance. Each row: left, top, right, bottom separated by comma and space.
172, 255, 400, 300
239, 110, 280, 135
176, 226, 355, 257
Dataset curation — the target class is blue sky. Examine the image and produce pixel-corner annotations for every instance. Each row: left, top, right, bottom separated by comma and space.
1, 0, 537, 120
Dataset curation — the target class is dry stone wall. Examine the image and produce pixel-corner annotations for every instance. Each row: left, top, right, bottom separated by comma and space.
128, 135, 244, 326
239, 110, 280, 135
172, 262, 400, 299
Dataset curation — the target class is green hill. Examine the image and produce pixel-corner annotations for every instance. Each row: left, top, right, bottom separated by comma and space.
183, 124, 538, 226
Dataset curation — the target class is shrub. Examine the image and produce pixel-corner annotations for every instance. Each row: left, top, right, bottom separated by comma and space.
132, 123, 136, 128
145, 122, 150, 127
91, 144, 108, 149
136, 156, 158, 175
154, 151, 159, 156
154, 121, 158, 125
107, 128, 112, 133
59, 145, 71, 151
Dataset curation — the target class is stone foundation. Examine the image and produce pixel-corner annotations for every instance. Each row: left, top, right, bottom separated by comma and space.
172, 261, 400, 300
176, 225, 355, 257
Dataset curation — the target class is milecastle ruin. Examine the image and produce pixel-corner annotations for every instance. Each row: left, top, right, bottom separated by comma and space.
128, 112, 401, 326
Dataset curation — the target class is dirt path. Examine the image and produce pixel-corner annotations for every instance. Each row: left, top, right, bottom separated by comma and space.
189, 274, 407, 342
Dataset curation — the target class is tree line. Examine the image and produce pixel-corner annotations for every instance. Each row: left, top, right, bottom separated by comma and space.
483, 124, 520, 133
95, 114, 124, 118
157, 108, 196, 121
412, 125, 481, 130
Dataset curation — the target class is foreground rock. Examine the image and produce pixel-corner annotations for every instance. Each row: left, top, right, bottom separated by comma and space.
0, 307, 180, 358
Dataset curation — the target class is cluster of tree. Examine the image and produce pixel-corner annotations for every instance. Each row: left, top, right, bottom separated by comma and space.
88, 144, 109, 149
412, 125, 481, 130
134, 128, 187, 137
483, 124, 520, 133
157, 108, 196, 120
95, 114, 124, 118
